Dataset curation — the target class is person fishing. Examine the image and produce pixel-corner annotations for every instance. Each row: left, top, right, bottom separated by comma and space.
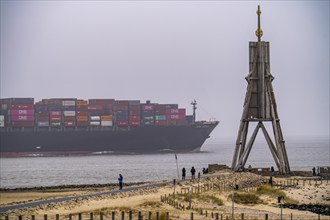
118, 174, 123, 190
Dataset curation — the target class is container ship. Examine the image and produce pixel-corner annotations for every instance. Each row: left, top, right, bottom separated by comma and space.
0, 98, 218, 156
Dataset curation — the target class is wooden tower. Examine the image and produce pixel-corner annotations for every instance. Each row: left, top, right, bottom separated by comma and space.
231, 6, 291, 174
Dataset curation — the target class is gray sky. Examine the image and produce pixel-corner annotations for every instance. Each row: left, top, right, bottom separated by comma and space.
1, 1, 329, 139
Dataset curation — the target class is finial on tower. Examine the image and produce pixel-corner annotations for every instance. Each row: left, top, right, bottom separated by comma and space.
255, 5, 263, 42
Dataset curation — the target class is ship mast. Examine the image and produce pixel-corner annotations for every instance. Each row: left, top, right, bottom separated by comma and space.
191, 99, 197, 124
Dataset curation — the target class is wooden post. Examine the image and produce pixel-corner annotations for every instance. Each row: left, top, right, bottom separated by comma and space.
111, 212, 115, 220
69, 214, 72, 220
206, 211, 208, 217
121, 211, 125, 220
19, 216, 22, 220
5, 216, 8, 220
138, 211, 142, 220
215, 213, 219, 220
44, 215, 48, 220
318, 213, 320, 220
265, 213, 268, 220
148, 211, 152, 220
129, 211, 132, 220
90, 213, 93, 220
290, 213, 292, 220
241, 213, 244, 220
221, 214, 223, 220
100, 212, 104, 220
56, 214, 59, 220
166, 212, 169, 220
190, 212, 194, 220
156, 212, 159, 220
32, 215, 35, 220
78, 214, 82, 220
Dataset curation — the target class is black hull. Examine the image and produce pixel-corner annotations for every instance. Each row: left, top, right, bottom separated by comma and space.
0, 122, 218, 156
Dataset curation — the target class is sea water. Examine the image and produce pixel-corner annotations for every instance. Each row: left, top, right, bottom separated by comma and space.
0, 136, 329, 189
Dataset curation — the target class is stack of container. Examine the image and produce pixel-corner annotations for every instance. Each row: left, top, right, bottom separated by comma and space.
9, 98, 35, 127
46, 99, 63, 127
62, 99, 76, 127
36, 110, 49, 127
101, 115, 113, 126
155, 105, 166, 126
50, 111, 62, 127
0, 99, 11, 127
166, 108, 186, 125
114, 100, 129, 127
88, 99, 114, 127
128, 100, 140, 126
76, 100, 88, 127
0, 98, 190, 128
141, 102, 155, 126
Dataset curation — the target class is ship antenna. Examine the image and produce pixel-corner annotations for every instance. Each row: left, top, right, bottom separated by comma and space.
191, 99, 197, 124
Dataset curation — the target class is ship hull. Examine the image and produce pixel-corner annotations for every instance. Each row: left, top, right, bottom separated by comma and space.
0, 122, 218, 156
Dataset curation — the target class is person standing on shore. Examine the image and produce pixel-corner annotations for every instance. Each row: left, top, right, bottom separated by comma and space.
182, 167, 186, 180
191, 166, 196, 179
118, 174, 123, 190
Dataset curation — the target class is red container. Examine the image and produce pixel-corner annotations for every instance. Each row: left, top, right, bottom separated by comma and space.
117, 121, 128, 126
129, 110, 140, 116
10, 104, 34, 109
142, 105, 154, 111
76, 100, 88, 106
155, 105, 166, 111
88, 110, 104, 115
166, 114, 185, 120
113, 105, 129, 111
11, 109, 35, 115
11, 121, 35, 127
37, 116, 49, 121
178, 109, 186, 115
129, 115, 140, 120
155, 120, 166, 126
77, 105, 88, 111
64, 116, 75, 122
115, 100, 129, 106
64, 121, 75, 127
50, 111, 61, 116
11, 115, 34, 121
129, 120, 140, 126
105, 104, 113, 110
88, 105, 103, 111
167, 120, 177, 126
166, 109, 180, 114
50, 116, 62, 122
129, 105, 140, 111
164, 104, 178, 109
77, 116, 88, 121
76, 121, 89, 126
177, 120, 188, 126
89, 99, 115, 105
77, 111, 88, 116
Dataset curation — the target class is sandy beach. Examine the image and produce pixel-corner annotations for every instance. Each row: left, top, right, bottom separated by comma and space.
1, 172, 329, 220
